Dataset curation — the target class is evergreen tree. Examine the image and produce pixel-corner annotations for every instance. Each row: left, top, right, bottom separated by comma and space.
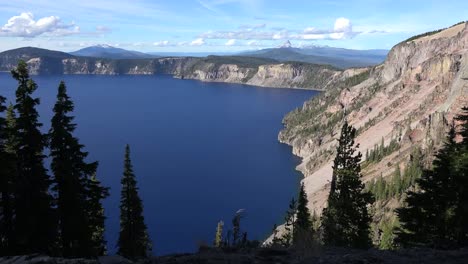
454, 107, 468, 246
379, 218, 397, 250
0, 95, 13, 254
118, 145, 151, 259
87, 173, 109, 256
0, 103, 20, 255
214, 221, 224, 248
391, 165, 402, 196
231, 210, 243, 247
49, 81, 108, 257
11, 61, 55, 254
293, 183, 313, 245
271, 224, 282, 247
396, 125, 459, 248
321, 121, 374, 248
282, 198, 296, 246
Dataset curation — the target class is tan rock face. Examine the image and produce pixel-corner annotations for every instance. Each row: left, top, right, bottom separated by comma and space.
280, 22, 468, 214
11, 55, 341, 89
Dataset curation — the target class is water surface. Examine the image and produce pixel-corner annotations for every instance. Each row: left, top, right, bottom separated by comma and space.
0, 73, 317, 255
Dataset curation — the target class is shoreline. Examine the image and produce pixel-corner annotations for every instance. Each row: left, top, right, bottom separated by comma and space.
0, 71, 324, 91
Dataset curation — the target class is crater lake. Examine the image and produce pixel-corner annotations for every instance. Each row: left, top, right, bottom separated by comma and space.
0, 73, 317, 255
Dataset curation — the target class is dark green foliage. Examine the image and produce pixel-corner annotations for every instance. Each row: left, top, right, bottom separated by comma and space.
281, 198, 296, 247
271, 224, 282, 247
231, 210, 243, 247
294, 183, 313, 245
86, 173, 109, 256
396, 127, 457, 247
49, 82, 109, 257
366, 150, 423, 201
0, 96, 13, 254
396, 111, 468, 248
0, 61, 110, 257
378, 217, 399, 250
321, 121, 374, 248
365, 137, 400, 164
342, 70, 370, 87
11, 61, 56, 254
118, 145, 151, 259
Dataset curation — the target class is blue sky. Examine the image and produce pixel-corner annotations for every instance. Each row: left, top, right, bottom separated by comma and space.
0, 0, 466, 52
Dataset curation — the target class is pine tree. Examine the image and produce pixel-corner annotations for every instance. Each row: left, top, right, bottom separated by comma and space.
282, 198, 296, 246
294, 183, 313, 245
49, 81, 108, 257
454, 107, 468, 246
321, 121, 374, 248
214, 221, 224, 248
396, 125, 459, 248
87, 173, 109, 256
391, 165, 402, 196
0, 103, 20, 255
0, 95, 12, 254
231, 210, 243, 247
11, 61, 55, 254
118, 145, 151, 259
271, 224, 282, 246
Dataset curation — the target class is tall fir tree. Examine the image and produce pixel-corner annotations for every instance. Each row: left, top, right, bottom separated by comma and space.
2, 104, 19, 254
87, 173, 109, 256
118, 145, 151, 259
396, 124, 460, 248
293, 183, 313, 245
321, 121, 373, 248
0, 95, 12, 254
231, 210, 243, 247
454, 107, 468, 246
11, 61, 56, 254
282, 198, 297, 247
49, 81, 108, 257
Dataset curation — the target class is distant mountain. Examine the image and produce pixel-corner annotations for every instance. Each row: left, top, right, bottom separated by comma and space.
148, 51, 234, 57
0, 47, 77, 74
239, 45, 388, 69
0, 47, 72, 60
279, 40, 292, 48
70, 45, 157, 59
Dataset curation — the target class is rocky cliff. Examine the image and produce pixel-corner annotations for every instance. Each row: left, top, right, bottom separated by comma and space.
279, 22, 468, 216
0, 49, 341, 90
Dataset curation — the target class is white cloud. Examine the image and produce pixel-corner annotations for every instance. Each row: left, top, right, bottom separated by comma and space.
200, 17, 362, 41
153, 40, 170, 46
247, 40, 261, 46
190, 38, 205, 46
0, 12, 79, 37
334, 17, 351, 32
225, 39, 236, 46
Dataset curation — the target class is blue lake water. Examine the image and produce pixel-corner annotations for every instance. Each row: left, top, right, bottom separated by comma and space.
0, 73, 317, 255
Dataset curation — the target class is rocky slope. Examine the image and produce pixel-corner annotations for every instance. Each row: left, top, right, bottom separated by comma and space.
280, 22, 468, 216
0, 48, 342, 90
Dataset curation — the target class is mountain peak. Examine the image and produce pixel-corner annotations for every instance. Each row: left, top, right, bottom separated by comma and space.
279, 40, 292, 48
95, 44, 114, 49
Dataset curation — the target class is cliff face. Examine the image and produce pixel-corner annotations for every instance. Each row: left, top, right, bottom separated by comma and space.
280, 22, 468, 213
0, 52, 341, 90
176, 61, 341, 89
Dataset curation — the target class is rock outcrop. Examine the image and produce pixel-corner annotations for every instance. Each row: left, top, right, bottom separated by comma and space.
0, 49, 341, 90
280, 22, 468, 214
